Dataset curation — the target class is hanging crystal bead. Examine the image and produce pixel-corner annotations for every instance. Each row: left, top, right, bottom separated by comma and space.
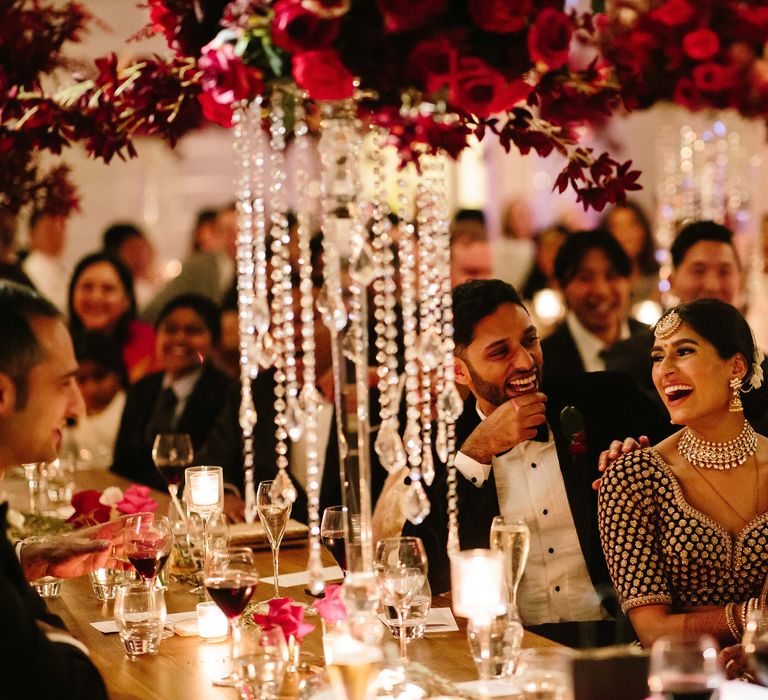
402, 478, 431, 524
374, 418, 407, 474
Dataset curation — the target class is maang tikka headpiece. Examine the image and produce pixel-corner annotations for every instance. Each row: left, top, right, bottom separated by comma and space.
654, 309, 682, 340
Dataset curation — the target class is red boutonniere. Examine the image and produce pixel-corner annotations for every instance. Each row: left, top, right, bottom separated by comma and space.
560, 406, 587, 455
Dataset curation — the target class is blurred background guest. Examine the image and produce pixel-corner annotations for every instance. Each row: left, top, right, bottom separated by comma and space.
102, 221, 161, 310
449, 214, 493, 288
602, 201, 660, 302
68, 252, 156, 384
111, 294, 233, 490
520, 224, 571, 301
22, 208, 70, 311
493, 196, 536, 290
542, 230, 640, 374
0, 211, 35, 288
189, 207, 218, 254
71, 331, 127, 470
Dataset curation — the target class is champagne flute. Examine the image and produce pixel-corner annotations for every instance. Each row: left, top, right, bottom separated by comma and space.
647, 635, 723, 700
152, 433, 193, 522
490, 516, 530, 618
257, 480, 291, 599
321, 505, 348, 576
373, 536, 428, 661
123, 513, 173, 589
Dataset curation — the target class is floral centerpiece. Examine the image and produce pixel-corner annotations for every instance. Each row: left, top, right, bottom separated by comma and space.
67, 485, 158, 529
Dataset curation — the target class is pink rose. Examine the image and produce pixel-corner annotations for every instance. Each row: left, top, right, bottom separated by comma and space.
450, 57, 532, 118
272, 0, 340, 53
408, 36, 459, 94
292, 49, 354, 100
252, 598, 315, 641
376, 0, 446, 32
682, 29, 720, 61
315, 584, 347, 623
469, 0, 533, 33
527, 8, 572, 71
198, 42, 263, 106
116, 485, 159, 515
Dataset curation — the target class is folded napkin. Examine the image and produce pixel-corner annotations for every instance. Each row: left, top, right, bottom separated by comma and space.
229, 519, 308, 548
91, 610, 197, 634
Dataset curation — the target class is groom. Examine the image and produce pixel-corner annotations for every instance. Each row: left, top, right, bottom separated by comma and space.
404, 279, 671, 647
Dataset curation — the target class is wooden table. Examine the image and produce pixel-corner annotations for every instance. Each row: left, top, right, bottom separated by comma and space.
1, 468, 560, 700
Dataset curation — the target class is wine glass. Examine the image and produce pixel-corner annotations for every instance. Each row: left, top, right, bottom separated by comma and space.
743, 607, 768, 683
373, 536, 428, 661
321, 505, 348, 576
490, 516, 529, 619
647, 635, 723, 700
204, 547, 260, 687
123, 513, 173, 589
152, 433, 193, 522
257, 480, 292, 599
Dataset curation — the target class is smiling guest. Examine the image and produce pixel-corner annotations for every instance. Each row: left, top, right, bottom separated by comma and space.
599, 299, 768, 649
404, 279, 669, 647
68, 252, 156, 383
542, 229, 641, 374
111, 294, 233, 491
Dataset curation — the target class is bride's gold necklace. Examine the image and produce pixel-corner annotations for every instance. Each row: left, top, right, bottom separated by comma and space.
677, 419, 757, 470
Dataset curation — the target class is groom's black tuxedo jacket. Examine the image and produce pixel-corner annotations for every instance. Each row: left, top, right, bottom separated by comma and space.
0, 503, 107, 698
403, 371, 672, 613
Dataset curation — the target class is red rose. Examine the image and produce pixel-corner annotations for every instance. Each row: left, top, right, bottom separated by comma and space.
682, 29, 719, 61
673, 77, 703, 110
272, 0, 340, 53
67, 489, 112, 528
198, 42, 263, 105
692, 62, 738, 92
198, 92, 235, 127
650, 0, 695, 27
408, 36, 459, 94
450, 57, 532, 118
527, 8, 572, 71
469, 0, 533, 33
292, 49, 354, 100
376, 0, 446, 32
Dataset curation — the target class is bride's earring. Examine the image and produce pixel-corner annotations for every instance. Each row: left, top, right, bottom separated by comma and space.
729, 376, 743, 412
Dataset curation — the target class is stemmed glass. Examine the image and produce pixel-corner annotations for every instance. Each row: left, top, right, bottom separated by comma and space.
203, 547, 260, 687
373, 536, 428, 661
743, 608, 768, 683
257, 480, 292, 600
647, 635, 723, 699
321, 505, 348, 576
490, 516, 529, 619
152, 433, 193, 523
123, 513, 173, 589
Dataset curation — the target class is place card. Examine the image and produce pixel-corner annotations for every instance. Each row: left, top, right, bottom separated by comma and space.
260, 565, 343, 587
376, 607, 459, 634
91, 610, 197, 634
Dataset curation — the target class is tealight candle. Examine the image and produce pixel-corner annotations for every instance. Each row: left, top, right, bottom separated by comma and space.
186, 466, 223, 509
450, 549, 504, 623
196, 601, 228, 643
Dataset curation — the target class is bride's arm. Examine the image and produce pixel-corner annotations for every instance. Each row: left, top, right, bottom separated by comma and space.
628, 603, 740, 649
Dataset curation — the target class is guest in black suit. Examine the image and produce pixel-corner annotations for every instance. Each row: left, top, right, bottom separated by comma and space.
542, 229, 646, 375
404, 279, 670, 648
0, 282, 108, 697
112, 294, 234, 490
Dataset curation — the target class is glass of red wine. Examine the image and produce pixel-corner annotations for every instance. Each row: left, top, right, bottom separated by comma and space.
647, 635, 723, 700
123, 513, 173, 589
203, 547, 260, 687
152, 433, 193, 523
320, 506, 347, 577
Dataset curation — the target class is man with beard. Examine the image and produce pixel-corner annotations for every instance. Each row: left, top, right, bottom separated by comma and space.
403, 279, 670, 647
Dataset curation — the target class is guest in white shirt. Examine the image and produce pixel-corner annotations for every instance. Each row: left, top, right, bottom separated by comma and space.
22, 209, 70, 312
541, 229, 644, 374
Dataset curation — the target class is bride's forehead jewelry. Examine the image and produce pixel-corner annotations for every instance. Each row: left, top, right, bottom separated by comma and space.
654, 310, 682, 340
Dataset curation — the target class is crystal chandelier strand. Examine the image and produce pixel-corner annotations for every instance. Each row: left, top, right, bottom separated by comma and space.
268, 86, 297, 507
293, 91, 324, 595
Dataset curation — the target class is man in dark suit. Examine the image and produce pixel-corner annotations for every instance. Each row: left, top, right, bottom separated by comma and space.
0, 282, 108, 697
541, 229, 646, 375
112, 294, 234, 490
404, 279, 670, 648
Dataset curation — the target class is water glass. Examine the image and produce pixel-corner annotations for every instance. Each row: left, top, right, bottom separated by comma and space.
231, 623, 288, 699
515, 648, 573, 700
89, 567, 127, 601
29, 575, 62, 599
468, 610, 523, 679
42, 458, 76, 512
383, 578, 431, 640
114, 584, 167, 658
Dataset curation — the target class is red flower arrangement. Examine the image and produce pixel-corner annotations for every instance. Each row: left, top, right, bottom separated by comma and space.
67, 485, 158, 529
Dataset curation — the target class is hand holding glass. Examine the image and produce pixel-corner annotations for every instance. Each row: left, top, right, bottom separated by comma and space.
123, 513, 172, 588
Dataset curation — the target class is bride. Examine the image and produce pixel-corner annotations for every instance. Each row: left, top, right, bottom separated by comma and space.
598, 298, 768, 648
